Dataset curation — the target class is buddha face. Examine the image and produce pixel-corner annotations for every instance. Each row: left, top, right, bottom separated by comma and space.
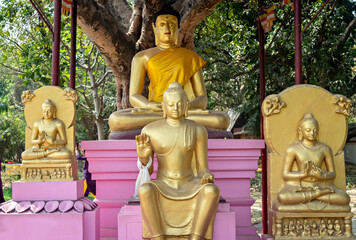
163, 91, 187, 120
153, 14, 179, 45
42, 104, 55, 120
300, 120, 318, 141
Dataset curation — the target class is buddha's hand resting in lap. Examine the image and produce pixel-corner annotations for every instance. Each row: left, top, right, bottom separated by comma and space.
136, 133, 153, 166
201, 172, 214, 184
147, 102, 162, 112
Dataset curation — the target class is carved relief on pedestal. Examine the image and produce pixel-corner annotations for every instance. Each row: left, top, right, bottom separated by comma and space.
273, 216, 352, 239
21, 167, 72, 182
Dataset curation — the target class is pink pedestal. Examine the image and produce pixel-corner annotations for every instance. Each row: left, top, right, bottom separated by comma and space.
118, 203, 236, 240
13, 180, 84, 201
261, 234, 274, 240
0, 180, 100, 240
82, 139, 264, 240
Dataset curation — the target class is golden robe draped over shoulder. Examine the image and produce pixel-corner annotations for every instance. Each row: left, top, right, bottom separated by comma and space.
147, 46, 206, 103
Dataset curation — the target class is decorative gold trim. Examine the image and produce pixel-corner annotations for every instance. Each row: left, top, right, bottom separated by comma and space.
21, 90, 35, 104
263, 94, 287, 116
63, 88, 78, 103
333, 94, 351, 117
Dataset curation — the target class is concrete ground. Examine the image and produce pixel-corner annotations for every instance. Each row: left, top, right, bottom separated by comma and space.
251, 189, 356, 235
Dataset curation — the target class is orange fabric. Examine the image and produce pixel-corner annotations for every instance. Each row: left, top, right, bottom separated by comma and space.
147, 46, 206, 102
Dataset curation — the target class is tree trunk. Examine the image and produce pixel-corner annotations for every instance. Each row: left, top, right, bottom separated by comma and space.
77, 0, 222, 109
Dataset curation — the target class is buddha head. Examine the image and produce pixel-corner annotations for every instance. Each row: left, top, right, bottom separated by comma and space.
153, 6, 180, 46
298, 113, 319, 141
41, 99, 57, 120
162, 82, 188, 119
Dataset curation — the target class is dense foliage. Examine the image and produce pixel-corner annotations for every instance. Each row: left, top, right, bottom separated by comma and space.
195, 0, 356, 135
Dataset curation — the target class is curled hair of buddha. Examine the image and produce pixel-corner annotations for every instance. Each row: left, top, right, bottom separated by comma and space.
42, 99, 57, 118
298, 113, 319, 141
153, 5, 181, 27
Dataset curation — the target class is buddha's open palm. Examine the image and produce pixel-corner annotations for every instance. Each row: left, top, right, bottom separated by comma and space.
136, 133, 153, 165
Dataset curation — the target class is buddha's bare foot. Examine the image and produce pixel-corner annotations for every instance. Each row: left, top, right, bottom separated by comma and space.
316, 188, 334, 197
189, 234, 203, 240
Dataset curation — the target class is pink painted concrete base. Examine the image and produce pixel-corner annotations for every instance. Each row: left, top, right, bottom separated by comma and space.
0, 208, 100, 240
12, 180, 85, 201
118, 203, 236, 240
0, 180, 100, 240
82, 139, 265, 239
261, 234, 274, 240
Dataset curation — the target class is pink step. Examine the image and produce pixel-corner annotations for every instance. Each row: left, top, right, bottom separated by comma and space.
118, 203, 236, 240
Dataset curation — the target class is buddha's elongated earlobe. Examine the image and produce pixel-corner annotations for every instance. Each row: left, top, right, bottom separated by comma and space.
175, 29, 179, 45
153, 23, 159, 46
298, 127, 302, 141
162, 102, 166, 118
185, 103, 188, 117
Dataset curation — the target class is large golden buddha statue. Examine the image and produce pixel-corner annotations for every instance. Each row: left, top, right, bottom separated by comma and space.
20, 86, 78, 182
262, 85, 354, 239
109, 7, 229, 134
136, 82, 220, 240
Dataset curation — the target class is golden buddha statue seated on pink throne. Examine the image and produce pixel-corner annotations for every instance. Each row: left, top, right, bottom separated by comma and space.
262, 85, 354, 239
108, 6, 230, 139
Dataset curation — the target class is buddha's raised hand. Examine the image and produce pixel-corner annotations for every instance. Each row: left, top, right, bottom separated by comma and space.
136, 133, 153, 165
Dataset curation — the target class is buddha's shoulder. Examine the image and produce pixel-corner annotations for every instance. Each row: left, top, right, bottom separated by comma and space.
185, 119, 207, 135
286, 141, 303, 152
133, 47, 161, 62
142, 119, 167, 132
316, 142, 332, 152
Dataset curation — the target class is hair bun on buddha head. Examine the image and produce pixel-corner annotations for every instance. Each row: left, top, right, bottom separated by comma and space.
300, 113, 318, 127
163, 82, 188, 101
154, 5, 181, 27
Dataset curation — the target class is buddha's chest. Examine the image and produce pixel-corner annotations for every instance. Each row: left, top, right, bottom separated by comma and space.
296, 150, 325, 166
38, 124, 58, 136
151, 129, 195, 155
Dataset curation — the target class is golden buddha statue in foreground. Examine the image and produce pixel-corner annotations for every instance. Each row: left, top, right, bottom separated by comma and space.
276, 113, 350, 210
109, 7, 229, 133
22, 99, 72, 161
136, 82, 220, 240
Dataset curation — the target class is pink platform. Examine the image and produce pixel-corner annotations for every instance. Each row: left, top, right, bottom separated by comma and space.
82, 139, 265, 240
118, 203, 236, 240
12, 180, 84, 201
0, 180, 100, 240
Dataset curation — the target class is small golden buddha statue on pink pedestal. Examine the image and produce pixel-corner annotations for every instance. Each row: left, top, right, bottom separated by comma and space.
20, 86, 78, 182
262, 84, 354, 239
108, 6, 229, 135
136, 82, 220, 240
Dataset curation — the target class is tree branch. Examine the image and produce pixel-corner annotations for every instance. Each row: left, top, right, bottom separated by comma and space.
336, 17, 356, 52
